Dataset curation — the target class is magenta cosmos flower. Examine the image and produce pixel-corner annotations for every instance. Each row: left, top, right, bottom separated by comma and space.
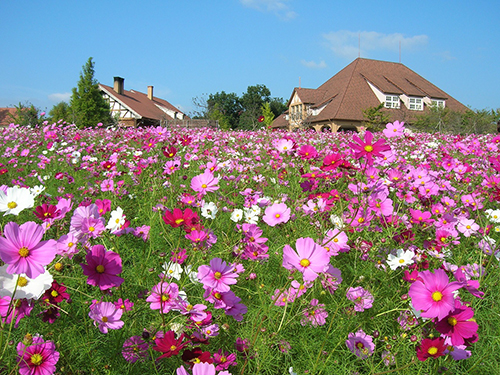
349, 131, 391, 164
282, 237, 330, 281
146, 281, 180, 313
191, 170, 219, 195
80, 245, 124, 290
435, 300, 478, 346
262, 203, 291, 227
0, 221, 57, 279
408, 268, 462, 321
17, 335, 60, 375
198, 258, 239, 293
89, 301, 124, 334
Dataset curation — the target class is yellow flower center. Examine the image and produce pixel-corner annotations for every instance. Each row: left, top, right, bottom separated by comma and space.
431, 291, 443, 301
161, 295, 169, 302
18, 247, 29, 257
175, 218, 184, 225
364, 145, 373, 152
17, 276, 28, 287
399, 259, 405, 264
447, 317, 458, 326
96, 265, 105, 273
7, 201, 17, 209
88, 226, 95, 232
54, 262, 63, 271
170, 345, 177, 351
275, 213, 281, 218
201, 184, 207, 189
51, 290, 59, 298
300, 258, 310, 267
30, 353, 43, 366
427, 346, 438, 355
68, 242, 74, 248
214, 271, 222, 279
102, 316, 108, 323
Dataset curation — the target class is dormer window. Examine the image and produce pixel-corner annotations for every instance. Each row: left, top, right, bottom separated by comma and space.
409, 97, 423, 111
431, 99, 445, 108
385, 95, 400, 109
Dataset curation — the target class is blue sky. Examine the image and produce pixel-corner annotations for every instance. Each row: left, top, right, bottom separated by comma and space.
1, 0, 499, 115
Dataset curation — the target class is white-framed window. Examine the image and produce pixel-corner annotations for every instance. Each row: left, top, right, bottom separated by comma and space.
385, 95, 400, 109
409, 97, 423, 111
431, 99, 445, 108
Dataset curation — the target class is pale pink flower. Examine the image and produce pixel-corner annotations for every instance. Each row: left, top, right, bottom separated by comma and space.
262, 203, 290, 227
282, 237, 329, 281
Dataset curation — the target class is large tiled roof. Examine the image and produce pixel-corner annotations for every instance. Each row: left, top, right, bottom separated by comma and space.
0, 108, 16, 127
99, 84, 187, 121
276, 58, 468, 126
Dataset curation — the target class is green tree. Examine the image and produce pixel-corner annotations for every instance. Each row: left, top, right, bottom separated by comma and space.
260, 102, 275, 128
206, 91, 242, 130
239, 84, 271, 130
49, 101, 72, 124
362, 103, 390, 131
269, 97, 288, 119
70, 57, 113, 128
9, 102, 45, 126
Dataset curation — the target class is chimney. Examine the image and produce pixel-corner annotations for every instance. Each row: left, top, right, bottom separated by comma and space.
113, 77, 124, 95
147, 86, 153, 100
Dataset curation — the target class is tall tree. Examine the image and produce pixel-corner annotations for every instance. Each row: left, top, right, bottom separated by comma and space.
239, 84, 271, 130
206, 91, 242, 130
70, 57, 113, 128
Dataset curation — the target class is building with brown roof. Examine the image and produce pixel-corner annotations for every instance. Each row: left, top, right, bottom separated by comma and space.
99, 77, 189, 127
272, 58, 468, 132
0, 108, 16, 127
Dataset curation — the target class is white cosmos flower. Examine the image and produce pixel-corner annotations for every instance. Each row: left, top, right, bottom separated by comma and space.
230, 208, 244, 223
106, 207, 126, 232
0, 186, 35, 216
163, 262, 183, 280
0, 265, 53, 300
29, 185, 46, 197
201, 202, 218, 219
387, 249, 415, 271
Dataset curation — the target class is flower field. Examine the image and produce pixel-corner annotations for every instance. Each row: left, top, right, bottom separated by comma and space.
0, 121, 500, 374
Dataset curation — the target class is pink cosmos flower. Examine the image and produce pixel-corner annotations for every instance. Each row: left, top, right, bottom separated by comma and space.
383, 121, 404, 138
198, 258, 239, 293
191, 170, 219, 195
122, 335, 149, 363
282, 237, 329, 281
298, 144, 318, 160
177, 362, 232, 375
349, 131, 391, 165
80, 245, 124, 290
408, 268, 462, 321
0, 221, 57, 279
262, 203, 290, 227
300, 299, 328, 327
435, 300, 478, 346
100, 179, 114, 192
17, 335, 60, 375
346, 286, 374, 312
146, 281, 180, 313
89, 301, 124, 334
346, 329, 375, 359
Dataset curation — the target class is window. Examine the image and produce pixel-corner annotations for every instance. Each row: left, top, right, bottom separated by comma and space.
385, 95, 400, 109
409, 97, 423, 111
431, 99, 445, 108
290, 104, 303, 121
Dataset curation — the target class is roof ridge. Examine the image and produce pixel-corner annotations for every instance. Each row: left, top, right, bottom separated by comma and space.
332, 59, 359, 119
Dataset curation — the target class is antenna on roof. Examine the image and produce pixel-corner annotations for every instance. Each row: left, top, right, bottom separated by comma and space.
399, 40, 401, 63
299, 76, 301, 88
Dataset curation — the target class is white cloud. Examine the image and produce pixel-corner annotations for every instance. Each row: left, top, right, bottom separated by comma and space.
300, 59, 327, 69
240, 0, 296, 20
323, 30, 428, 60
436, 50, 456, 61
48, 92, 71, 103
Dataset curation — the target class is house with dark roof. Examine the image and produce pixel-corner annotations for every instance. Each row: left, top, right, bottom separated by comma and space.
99, 77, 191, 127
272, 58, 468, 132
0, 108, 16, 127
